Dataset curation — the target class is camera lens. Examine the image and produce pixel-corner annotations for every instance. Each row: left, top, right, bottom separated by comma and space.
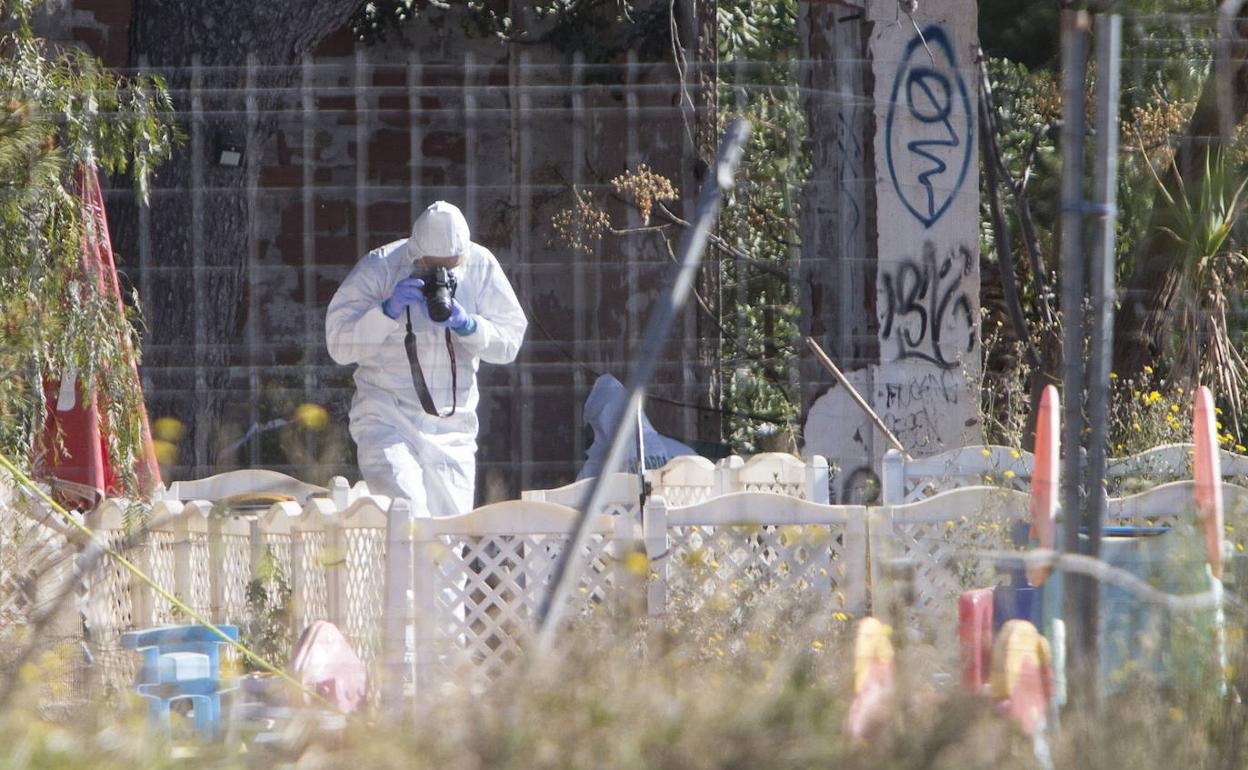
422, 266, 455, 322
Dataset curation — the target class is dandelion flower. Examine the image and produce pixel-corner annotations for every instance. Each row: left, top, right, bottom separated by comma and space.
1003, 470, 1016, 479
981, 448, 991, 456
811, 640, 824, 650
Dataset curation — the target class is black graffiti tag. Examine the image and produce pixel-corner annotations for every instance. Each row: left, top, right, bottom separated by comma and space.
879, 241, 975, 370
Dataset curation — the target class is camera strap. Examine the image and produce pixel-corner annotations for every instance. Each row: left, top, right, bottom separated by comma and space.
404, 309, 457, 418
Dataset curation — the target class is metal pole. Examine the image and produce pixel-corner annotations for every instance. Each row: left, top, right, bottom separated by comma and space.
536, 119, 751, 647
636, 398, 648, 513
1085, 13, 1122, 706
1058, 8, 1093, 705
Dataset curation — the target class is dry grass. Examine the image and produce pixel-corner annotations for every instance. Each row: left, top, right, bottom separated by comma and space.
2, 583, 1247, 770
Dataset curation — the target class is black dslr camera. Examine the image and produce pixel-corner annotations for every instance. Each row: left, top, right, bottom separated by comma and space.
419, 265, 458, 323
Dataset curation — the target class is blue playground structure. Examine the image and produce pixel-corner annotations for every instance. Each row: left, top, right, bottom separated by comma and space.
120, 624, 239, 739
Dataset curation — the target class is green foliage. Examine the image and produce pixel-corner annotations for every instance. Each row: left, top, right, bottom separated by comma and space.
351, 0, 672, 62
0, 6, 176, 494
240, 548, 293, 673
1143, 147, 1248, 427
716, 106, 804, 451
716, 0, 795, 63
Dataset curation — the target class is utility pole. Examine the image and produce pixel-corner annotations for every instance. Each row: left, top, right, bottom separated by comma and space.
1058, 8, 1093, 707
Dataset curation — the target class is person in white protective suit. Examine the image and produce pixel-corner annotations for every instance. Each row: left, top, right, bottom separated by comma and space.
576, 373, 695, 480
326, 201, 527, 517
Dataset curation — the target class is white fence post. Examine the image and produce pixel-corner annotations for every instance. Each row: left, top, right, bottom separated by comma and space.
613, 502, 639, 618
845, 507, 869, 613
331, 476, 350, 511
881, 448, 905, 505
129, 516, 154, 629
643, 495, 668, 616
716, 455, 743, 497
208, 512, 226, 623
410, 515, 437, 702
807, 455, 831, 504
172, 502, 209, 619
381, 498, 413, 715
325, 507, 345, 631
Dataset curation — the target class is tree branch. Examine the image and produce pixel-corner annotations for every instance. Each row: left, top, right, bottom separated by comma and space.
978, 53, 1041, 372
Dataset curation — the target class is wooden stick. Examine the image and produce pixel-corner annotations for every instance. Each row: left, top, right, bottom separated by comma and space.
804, 337, 910, 459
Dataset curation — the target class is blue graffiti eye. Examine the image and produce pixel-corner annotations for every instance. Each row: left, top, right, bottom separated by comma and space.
884, 25, 973, 229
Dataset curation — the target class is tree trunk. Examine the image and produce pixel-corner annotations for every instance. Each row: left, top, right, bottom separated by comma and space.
1112, 11, 1248, 379
113, 2, 359, 475
692, 0, 721, 446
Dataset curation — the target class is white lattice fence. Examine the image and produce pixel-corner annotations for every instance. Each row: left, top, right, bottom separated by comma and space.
727, 454, 831, 502
68, 477, 391, 690
648, 455, 719, 506
521, 473, 641, 518
881, 446, 1033, 505
870, 486, 1030, 656
644, 493, 867, 621
1, 479, 90, 706
410, 501, 625, 696
1106, 444, 1248, 496
82, 500, 141, 693
521, 453, 832, 512
331, 499, 389, 667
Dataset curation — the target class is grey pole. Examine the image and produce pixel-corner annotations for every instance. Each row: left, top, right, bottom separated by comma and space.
1084, 13, 1122, 708
1058, 8, 1093, 702
536, 119, 752, 647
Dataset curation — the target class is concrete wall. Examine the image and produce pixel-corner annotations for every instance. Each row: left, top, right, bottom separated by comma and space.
802, 0, 982, 501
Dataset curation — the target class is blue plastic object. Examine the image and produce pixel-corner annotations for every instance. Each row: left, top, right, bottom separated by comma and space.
120, 625, 239, 739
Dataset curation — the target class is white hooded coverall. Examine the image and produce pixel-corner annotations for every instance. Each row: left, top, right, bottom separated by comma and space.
576, 374, 696, 480
326, 203, 527, 517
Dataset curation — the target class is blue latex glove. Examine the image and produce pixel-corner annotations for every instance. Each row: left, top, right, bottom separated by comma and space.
382, 278, 425, 320
428, 298, 475, 334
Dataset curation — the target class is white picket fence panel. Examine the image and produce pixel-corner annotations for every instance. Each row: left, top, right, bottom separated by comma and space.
883, 443, 1248, 505
156, 468, 328, 504
80, 483, 391, 692
881, 446, 1034, 505
407, 500, 627, 699
13, 446, 1247, 704
1106, 443, 1248, 495
643, 492, 867, 619
521, 453, 831, 517
870, 486, 1032, 655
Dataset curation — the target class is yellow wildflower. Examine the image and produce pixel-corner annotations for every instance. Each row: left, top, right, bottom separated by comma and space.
811, 640, 824, 650
1004, 470, 1016, 479
625, 551, 649, 575
981, 448, 991, 457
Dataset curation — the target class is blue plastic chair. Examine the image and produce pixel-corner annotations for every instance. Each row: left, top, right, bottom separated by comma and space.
120, 625, 239, 739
